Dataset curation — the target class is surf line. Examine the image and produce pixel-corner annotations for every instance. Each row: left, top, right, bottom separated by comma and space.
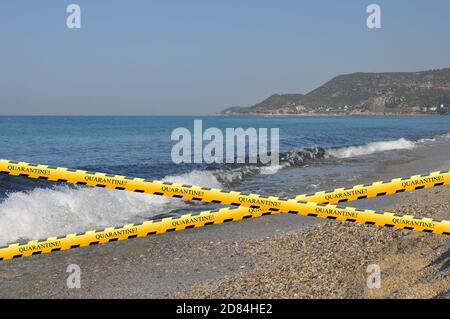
2, 160, 448, 208
1, 158, 449, 218
2, 159, 448, 215
213, 170, 450, 219
1, 159, 450, 220
0, 159, 393, 216
1, 198, 449, 261
0, 159, 424, 234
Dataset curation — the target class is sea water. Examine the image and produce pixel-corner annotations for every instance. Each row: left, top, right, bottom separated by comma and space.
1, 115, 450, 244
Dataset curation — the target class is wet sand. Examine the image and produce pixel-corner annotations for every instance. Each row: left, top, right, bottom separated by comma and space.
0, 144, 449, 298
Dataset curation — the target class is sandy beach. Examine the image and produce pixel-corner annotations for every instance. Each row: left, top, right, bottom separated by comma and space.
0, 143, 449, 299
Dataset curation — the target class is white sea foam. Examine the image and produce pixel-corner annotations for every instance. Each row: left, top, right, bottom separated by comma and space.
417, 137, 436, 144
0, 170, 222, 245
260, 164, 284, 175
163, 170, 222, 188
327, 138, 416, 159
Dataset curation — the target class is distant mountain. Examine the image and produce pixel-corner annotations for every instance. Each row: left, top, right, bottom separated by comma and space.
221, 68, 450, 115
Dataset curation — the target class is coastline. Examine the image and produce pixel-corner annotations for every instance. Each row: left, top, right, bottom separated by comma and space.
219, 113, 440, 117
0, 143, 450, 298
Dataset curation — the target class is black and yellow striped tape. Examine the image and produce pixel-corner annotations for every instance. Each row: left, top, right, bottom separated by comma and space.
0, 159, 449, 260
0, 206, 257, 260
213, 169, 450, 220
1, 159, 448, 212
1, 196, 449, 260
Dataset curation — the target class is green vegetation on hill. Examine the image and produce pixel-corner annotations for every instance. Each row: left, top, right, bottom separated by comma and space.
221, 68, 450, 115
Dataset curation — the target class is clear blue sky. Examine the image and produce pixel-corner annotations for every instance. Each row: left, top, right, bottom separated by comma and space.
0, 0, 449, 115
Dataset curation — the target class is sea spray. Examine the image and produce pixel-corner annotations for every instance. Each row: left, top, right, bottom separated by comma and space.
327, 138, 416, 159
0, 170, 223, 245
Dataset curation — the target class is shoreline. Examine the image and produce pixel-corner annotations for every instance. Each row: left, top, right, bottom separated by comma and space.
219, 113, 441, 117
0, 143, 449, 298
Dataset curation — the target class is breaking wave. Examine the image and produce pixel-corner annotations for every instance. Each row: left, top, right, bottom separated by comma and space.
209, 138, 417, 185
327, 138, 416, 159
0, 170, 222, 245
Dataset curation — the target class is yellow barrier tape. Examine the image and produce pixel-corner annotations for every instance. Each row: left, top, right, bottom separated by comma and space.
1, 159, 448, 211
0, 159, 449, 260
0, 206, 259, 260
210, 169, 450, 220
1, 195, 449, 260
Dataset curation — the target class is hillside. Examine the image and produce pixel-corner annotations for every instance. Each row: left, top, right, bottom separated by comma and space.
221, 68, 450, 115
